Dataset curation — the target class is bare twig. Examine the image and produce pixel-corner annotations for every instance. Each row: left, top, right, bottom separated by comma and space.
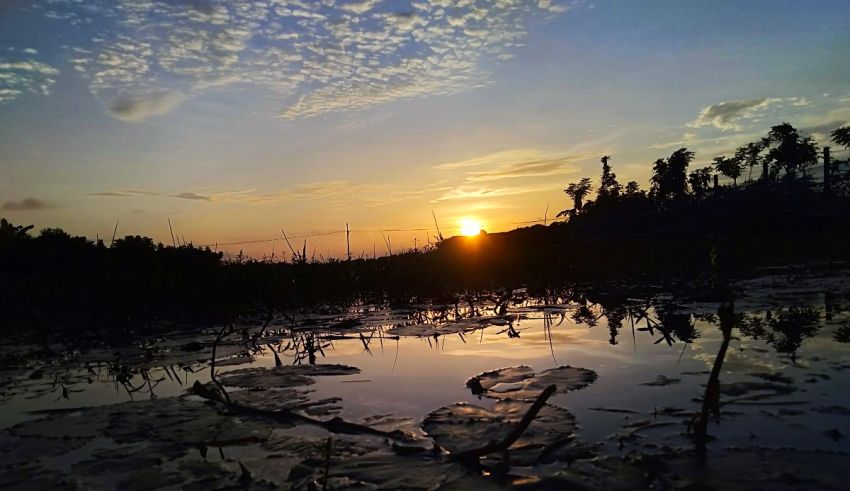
448, 384, 557, 462
209, 325, 234, 403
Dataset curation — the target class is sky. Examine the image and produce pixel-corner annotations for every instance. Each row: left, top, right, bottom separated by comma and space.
1, 0, 849, 258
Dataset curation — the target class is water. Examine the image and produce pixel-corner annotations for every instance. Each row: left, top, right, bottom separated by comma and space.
2, 268, 850, 488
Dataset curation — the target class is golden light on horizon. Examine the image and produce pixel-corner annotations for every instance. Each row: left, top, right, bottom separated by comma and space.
459, 218, 482, 236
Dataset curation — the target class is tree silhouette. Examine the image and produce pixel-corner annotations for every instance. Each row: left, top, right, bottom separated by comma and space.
651, 148, 693, 205
764, 123, 818, 181
688, 167, 713, 200
557, 177, 593, 217
597, 155, 621, 200
650, 158, 667, 199
831, 126, 850, 149
623, 181, 642, 197
713, 155, 742, 186
0, 218, 33, 242
734, 141, 765, 182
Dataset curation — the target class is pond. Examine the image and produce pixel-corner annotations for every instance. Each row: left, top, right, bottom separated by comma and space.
1, 266, 849, 489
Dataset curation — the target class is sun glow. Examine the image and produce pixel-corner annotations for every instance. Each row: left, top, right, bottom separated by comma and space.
459, 218, 482, 236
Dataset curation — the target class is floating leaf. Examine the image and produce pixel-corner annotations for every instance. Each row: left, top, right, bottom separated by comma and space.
228, 388, 343, 417
218, 364, 359, 389
467, 365, 597, 400
422, 400, 578, 466
12, 397, 277, 446
387, 316, 509, 337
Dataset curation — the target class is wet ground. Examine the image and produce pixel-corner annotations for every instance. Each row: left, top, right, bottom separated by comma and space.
1, 266, 849, 489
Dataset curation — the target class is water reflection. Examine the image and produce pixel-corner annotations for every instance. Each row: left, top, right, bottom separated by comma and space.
1, 270, 850, 486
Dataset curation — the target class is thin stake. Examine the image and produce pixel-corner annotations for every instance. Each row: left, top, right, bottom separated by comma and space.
381, 233, 393, 256
432, 210, 443, 242
281, 228, 297, 258
345, 222, 351, 261
168, 218, 176, 247
110, 219, 119, 247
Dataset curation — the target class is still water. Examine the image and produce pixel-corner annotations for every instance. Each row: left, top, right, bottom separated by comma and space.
2, 268, 849, 488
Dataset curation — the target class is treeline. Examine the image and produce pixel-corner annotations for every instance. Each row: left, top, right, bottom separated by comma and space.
431, 123, 850, 286
2, 123, 849, 337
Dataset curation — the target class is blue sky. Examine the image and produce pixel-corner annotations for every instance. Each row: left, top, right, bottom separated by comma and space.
1, 0, 849, 257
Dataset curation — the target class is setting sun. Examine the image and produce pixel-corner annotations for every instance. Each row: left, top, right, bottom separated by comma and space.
459, 219, 482, 236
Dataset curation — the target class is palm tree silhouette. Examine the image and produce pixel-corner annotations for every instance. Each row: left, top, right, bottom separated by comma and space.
831, 126, 850, 149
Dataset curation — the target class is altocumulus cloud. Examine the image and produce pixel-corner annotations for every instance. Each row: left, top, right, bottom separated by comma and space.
0, 49, 59, 104
2, 198, 56, 211
6, 0, 569, 121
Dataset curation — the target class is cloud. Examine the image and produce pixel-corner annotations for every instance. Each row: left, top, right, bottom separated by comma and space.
434, 149, 587, 180
90, 189, 213, 201
688, 98, 781, 131
801, 119, 850, 137
2, 197, 55, 211
430, 147, 590, 203
679, 95, 850, 153
647, 132, 697, 150
91, 182, 378, 206
172, 192, 212, 201
434, 149, 555, 170
337, 0, 383, 15
242, 180, 365, 204
89, 191, 133, 197
7, 0, 569, 120
107, 91, 186, 122
0, 55, 59, 104
286, 180, 361, 199
246, 179, 444, 207
432, 184, 553, 202
794, 102, 850, 141
89, 178, 455, 209
466, 157, 580, 182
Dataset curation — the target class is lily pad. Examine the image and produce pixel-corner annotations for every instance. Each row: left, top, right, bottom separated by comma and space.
10, 409, 111, 440
467, 365, 597, 400
11, 397, 276, 446
218, 364, 360, 389
0, 431, 88, 467
105, 398, 273, 446
387, 316, 510, 337
422, 400, 578, 466
229, 388, 343, 416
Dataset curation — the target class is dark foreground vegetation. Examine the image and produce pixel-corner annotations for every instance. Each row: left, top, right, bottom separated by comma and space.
2, 123, 850, 337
